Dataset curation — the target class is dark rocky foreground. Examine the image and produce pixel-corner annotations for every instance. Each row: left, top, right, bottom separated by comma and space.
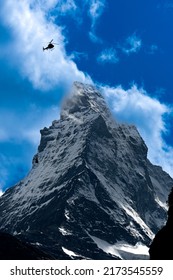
0, 232, 54, 260
149, 188, 173, 260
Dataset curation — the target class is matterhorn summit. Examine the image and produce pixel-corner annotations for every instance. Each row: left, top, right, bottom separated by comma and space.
0, 82, 172, 259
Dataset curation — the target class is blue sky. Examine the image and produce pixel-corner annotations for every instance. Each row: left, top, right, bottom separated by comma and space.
1, 0, 173, 194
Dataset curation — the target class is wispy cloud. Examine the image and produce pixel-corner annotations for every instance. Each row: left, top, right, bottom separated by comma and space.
97, 48, 119, 64
89, 31, 103, 44
121, 34, 142, 55
87, 0, 105, 43
69, 51, 88, 61
102, 84, 173, 177
56, 0, 77, 14
88, 0, 105, 27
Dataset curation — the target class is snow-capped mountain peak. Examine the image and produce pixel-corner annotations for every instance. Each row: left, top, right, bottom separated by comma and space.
0, 82, 172, 260
61, 81, 113, 122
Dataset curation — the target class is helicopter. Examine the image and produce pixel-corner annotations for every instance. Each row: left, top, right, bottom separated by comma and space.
43, 39, 59, 51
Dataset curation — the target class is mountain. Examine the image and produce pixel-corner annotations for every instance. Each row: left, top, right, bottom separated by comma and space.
149, 188, 173, 260
0, 81, 172, 260
0, 232, 53, 260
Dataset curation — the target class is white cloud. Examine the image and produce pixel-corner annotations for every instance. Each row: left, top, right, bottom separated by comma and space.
29, 0, 59, 11
97, 48, 119, 64
121, 34, 142, 55
1, 0, 91, 91
102, 84, 173, 177
87, 0, 105, 43
56, 0, 77, 14
69, 51, 88, 61
0, 190, 3, 197
89, 31, 103, 44
89, 0, 105, 27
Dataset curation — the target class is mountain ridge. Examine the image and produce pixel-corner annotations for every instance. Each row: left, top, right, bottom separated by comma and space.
0, 81, 172, 259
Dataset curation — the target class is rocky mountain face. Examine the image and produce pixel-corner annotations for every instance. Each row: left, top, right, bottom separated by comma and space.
149, 188, 173, 260
0, 82, 172, 260
0, 232, 53, 260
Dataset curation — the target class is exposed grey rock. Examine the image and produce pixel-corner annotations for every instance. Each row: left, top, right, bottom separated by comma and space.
149, 188, 173, 260
0, 81, 172, 259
